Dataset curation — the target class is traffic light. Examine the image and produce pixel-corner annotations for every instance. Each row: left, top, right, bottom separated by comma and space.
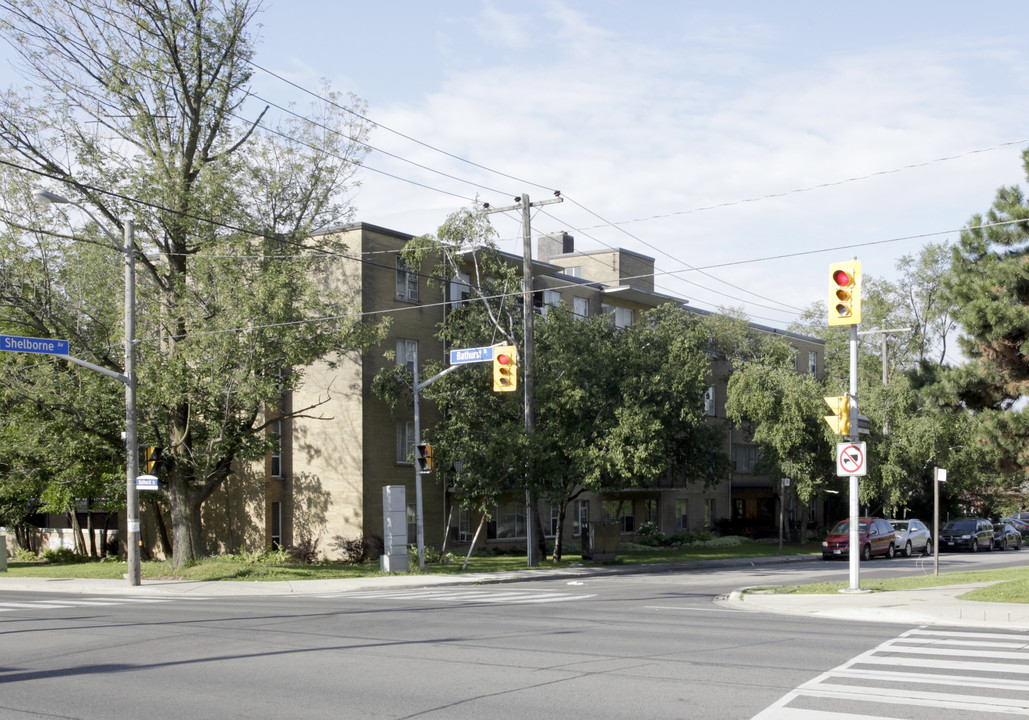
828, 260, 862, 326
824, 395, 851, 436
144, 446, 163, 473
416, 443, 433, 474
492, 344, 518, 392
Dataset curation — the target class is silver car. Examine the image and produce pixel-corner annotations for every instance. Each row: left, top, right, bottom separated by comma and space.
888, 518, 933, 557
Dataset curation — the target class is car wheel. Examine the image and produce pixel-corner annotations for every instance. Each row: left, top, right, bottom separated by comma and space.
1016, 539, 1022, 551
924, 538, 933, 555
1002, 539, 1008, 551
903, 540, 912, 557
971, 539, 978, 553
885, 543, 895, 559
861, 544, 872, 561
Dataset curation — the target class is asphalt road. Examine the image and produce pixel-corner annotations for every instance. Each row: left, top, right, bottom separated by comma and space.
1, 551, 1026, 719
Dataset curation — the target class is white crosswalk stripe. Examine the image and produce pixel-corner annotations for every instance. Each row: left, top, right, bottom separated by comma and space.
752, 627, 1029, 719
0, 595, 211, 613
317, 589, 596, 605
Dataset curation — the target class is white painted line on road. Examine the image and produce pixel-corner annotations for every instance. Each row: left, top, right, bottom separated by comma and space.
832, 667, 1029, 692
871, 642, 1029, 661
804, 682, 1029, 713
856, 653, 1029, 674
645, 605, 748, 612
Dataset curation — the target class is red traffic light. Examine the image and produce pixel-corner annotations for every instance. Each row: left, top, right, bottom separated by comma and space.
833, 269, 853, 287
497, 353, 511, 365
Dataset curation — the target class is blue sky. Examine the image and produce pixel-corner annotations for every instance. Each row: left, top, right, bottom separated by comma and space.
12, 1, 1029, 333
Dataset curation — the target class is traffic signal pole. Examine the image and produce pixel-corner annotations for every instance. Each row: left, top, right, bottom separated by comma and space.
846, 322, 862, 593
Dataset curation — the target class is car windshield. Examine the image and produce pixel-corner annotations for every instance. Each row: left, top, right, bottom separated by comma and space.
891, 521, 909, 531
943, 520, 975, 532
830, 521, 868, 535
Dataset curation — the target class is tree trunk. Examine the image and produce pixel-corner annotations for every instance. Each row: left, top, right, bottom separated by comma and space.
86, 507, 97, 558
168, 475, 206, 569
69, 511, 86, 555
148, 496, 174, 559
552, 505, 567, 562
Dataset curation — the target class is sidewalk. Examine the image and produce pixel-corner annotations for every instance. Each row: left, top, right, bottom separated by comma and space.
719, 583, 1029, 631
3, 556, 1029, 631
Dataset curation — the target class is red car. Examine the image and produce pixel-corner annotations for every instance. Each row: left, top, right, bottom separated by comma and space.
822, 517, 897, 560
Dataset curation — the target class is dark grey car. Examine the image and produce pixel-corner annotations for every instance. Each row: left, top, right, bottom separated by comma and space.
940, 518, 994, 552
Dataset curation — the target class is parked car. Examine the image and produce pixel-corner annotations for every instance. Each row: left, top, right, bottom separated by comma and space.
888, 518, 932, 557
822, 517, 897, 560
939, 518, 994, 552
993, 522, 1022, 550
1010, 511, 1029, 524
1001, 517, 1029, 538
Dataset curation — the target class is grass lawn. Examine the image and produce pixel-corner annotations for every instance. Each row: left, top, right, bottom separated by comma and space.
751, 565, 1029, 604
1, 540, 818, 582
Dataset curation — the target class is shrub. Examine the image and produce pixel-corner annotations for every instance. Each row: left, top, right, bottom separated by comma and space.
635, 522, 665, 547
287, 537, 319, 564
42, 547, 89, 564
332, 535, 383, 564
668, 530, 715, 546
12, 547, 40, 562
408, 545, 457, 569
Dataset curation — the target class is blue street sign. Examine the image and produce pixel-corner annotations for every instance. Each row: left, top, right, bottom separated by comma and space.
449, 346, 496, 364
0, 335, 70, 355
136, 475, 159, 490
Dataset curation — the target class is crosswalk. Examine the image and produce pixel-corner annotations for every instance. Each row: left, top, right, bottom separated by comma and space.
752, 627, 1029, 718
0, 595, 208, 612
317, 588, 596, 605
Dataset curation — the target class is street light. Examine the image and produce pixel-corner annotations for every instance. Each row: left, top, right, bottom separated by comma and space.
33, 189, 140, 587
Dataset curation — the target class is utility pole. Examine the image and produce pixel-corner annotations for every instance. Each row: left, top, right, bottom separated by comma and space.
485, 191, 562, 566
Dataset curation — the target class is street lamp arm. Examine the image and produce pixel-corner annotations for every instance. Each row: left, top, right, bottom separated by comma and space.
32, 190, 122, 246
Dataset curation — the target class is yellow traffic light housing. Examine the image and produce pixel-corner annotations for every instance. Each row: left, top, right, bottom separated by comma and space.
144, 446, 163, 473
824, 395, 851, 436
492, 345, 518, 392
416, 443, 433, 473
828, 260, 862, 326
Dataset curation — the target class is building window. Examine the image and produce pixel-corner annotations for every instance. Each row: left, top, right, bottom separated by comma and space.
574, 500, 589, 537
491, 501, 526, 539
675, 499, 689, 531
563, 266, 582, 278
705, 498, 717, 528
457, 508, 473, 542
808, 350, 817, 374
270, 501, 282, 549
573, 297, 589, 319
396, 421, 415, 464
407, 502, 417, 543
449, 271, 470, 306
396, 257, 418, 301
548, 505, 559, 537
611, 306, 634, 328
270, 417, 282, 477
704, 386, 716, 416
396, 338, 417, 372
603, 499, 634, 533
542, 289, 561, 317
732, 443, 759, 474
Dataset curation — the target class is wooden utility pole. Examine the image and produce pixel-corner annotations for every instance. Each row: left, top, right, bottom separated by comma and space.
485, 191, 562, 566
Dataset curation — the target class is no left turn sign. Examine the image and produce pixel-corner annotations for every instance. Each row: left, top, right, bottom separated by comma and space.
836, 442, 867, 477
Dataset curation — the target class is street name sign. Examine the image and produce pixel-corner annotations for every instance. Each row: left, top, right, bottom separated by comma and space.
836, 442, 867, 477
0, 335, 69, 355
136, 475, 159, 490
449, 346, 495, 364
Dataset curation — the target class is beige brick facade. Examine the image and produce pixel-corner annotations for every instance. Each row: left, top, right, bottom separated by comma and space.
203, 223, 823, 558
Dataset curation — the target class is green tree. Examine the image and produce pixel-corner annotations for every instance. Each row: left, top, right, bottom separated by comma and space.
0, 0, 383, 567
944, 149, 1029, 481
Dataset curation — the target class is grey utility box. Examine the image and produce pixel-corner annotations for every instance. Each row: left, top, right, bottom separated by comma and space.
381, 485, 408, 573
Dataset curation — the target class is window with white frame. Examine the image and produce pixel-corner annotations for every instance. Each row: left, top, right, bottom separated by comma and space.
396, 420, 415, 464
549, 505, 559, 537
396, 338, 417, 372
704, 386, 716, 416
573, 297, 589, 319
573, 500, 589, 537
675, 498, 689, 531
396, 257, 418, 301
603, 499, 635, 533
563, 266, 582, 278
407, 502, 417, 543
270, 417, 282, 477
542, 289, 561, 317
449, 271, 470, 306
492, 500, 526, 539
731, 443, 759, 474
612, 306, 634, 328
808, 350, 817, 374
